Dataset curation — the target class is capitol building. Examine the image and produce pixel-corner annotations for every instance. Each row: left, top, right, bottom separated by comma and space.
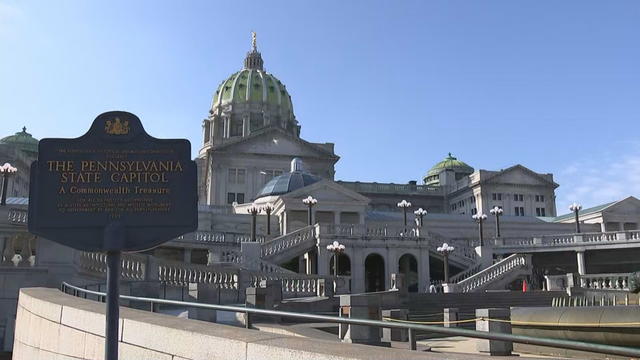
2, 33, 640, 355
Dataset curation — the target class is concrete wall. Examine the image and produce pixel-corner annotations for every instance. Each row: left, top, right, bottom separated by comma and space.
15, 287, 488, 360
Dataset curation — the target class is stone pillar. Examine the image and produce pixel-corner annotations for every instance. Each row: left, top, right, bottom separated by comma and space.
619, 222, 625, 231
183, 248, 192, 264
382, 309, 409, 342
334, 211, 341, 225
576, 251, 586, 275
316, 245, 330, 276
418, 247, 430, 293
390, 273, 407, 297
359, 212, 365, 224
475, 245, 494, 270
241, 242, 261, 270
190, 283, 219, 322
340, 295, 384, 345
600, 222, 607, 233
351, 249, 366, 294
476, 308, 512, 356
444, 308, 459, 328
207, 250, 222, 265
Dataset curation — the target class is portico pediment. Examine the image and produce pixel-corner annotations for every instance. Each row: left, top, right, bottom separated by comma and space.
282, 179, 370, 205
605, 197, 640, 216
482, 165, 558, 188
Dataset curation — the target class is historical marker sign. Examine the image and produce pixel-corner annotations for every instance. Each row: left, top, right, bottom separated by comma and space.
28, 111, 198, 251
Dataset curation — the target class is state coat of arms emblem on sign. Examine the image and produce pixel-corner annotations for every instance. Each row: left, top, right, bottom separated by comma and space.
105, 118, 130, 135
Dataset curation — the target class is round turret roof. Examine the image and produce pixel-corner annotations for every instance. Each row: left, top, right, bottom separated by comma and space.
423, 153, 474, 185
255, 158, 321, 199
0, 127, 38, 155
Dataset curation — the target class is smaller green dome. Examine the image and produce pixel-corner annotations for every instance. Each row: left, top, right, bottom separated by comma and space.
0, 127, 38, 155
423, 153, 474, 185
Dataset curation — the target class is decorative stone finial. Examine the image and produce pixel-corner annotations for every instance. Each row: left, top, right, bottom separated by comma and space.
22, 126, 26, 133
244, 31, 264, 70
251, 31, 257, 52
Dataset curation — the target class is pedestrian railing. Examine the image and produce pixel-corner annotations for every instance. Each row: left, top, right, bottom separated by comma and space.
59, 281, 640, 358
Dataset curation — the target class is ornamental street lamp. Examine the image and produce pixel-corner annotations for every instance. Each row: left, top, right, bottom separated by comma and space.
0, 163, 18, 206
472, 213, 488, 247
397, 200, 412, 234
437, 242, 455, 283
326, 240, 345, 277
414, 208, 427, 236
489, 206, 503, 238
302, 196, 318, 226
261, 204, 275, 235
247, 205, 261, 242
569, 203, 582, 233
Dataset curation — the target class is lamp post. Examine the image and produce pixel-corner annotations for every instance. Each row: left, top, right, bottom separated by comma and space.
302, 196, 318, 226
0, 163, 18, 206
397, 200, 412, 234
261, 204, 275, 235
472, 213, 488, 247
489, 206, 503, 238
569, 203, 582, 233
247, 205, 261, 242
326, 240, 345, 277
437, 243, 455, 283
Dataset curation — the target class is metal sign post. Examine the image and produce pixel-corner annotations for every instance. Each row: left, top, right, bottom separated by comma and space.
28, 111, 198, 360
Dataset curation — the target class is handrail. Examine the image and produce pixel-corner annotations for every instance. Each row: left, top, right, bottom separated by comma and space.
59, 281, 640, 358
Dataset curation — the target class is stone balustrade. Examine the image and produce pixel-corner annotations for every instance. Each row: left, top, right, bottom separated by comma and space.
261, 225, 316, 259
177, 231, 265, 244
7, 208, 28, 226
75, 251, 147, 280
493, 230, 640, 252
317, 223, 419, 238
579, 273, 630, 291
245, 270, 332, 298
336, 180, 444, 195
450, 253, 531, 293
157, 261, 239, 288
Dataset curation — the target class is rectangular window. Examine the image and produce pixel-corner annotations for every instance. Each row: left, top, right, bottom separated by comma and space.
540, 208, 546, 216
492, 193, 497, 200
227, 192, 236, 204
519, 207, 525, 216
230, 118, 243, 137
228, 168, 246, 184
514, 194, 518, 202
471, 208, 477, 215
236, 193, 245, 203
237, 169, 245, 184
519, 194, 524, 201
498, 193, 502, 200
540, 195, 544, 202
514, 207, 519, 215
536, 208, 541, 216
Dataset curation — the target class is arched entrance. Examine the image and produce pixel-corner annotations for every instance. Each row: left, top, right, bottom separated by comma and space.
365, 253, 385, 292
398, 253, 418, 292
329, 253, 351, 276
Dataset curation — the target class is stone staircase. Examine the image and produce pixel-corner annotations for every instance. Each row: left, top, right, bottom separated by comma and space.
447, 253, 533, 293
260, 225, 317, 264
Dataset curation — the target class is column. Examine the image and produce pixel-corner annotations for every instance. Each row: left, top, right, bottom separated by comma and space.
618, 222, 625, 231
359, 212, 365, 224
576, 251, 586, 275
334, 211, 341, 225
418, 247, 430, 293
317, 245, 330, 276
184, 248, 192, 264
386, 248, 397, 290
351, 249, 365, 293
600, 222, 606, 233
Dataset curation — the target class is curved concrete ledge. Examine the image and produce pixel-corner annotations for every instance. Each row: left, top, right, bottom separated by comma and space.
13, 287, 493, 360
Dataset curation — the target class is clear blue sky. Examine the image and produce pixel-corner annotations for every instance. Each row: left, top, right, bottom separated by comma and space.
1, 1, 639, 213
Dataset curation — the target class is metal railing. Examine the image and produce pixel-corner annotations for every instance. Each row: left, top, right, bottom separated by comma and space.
60, 281, 640, 358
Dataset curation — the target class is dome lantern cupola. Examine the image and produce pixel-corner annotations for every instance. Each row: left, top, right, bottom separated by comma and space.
0, 127, 39, 156
243, 31, 264, 70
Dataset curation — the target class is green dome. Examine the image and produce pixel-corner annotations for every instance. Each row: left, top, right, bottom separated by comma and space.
211, 69, 293, 115
423, 153, 474, 185
0, 127, 38, 155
